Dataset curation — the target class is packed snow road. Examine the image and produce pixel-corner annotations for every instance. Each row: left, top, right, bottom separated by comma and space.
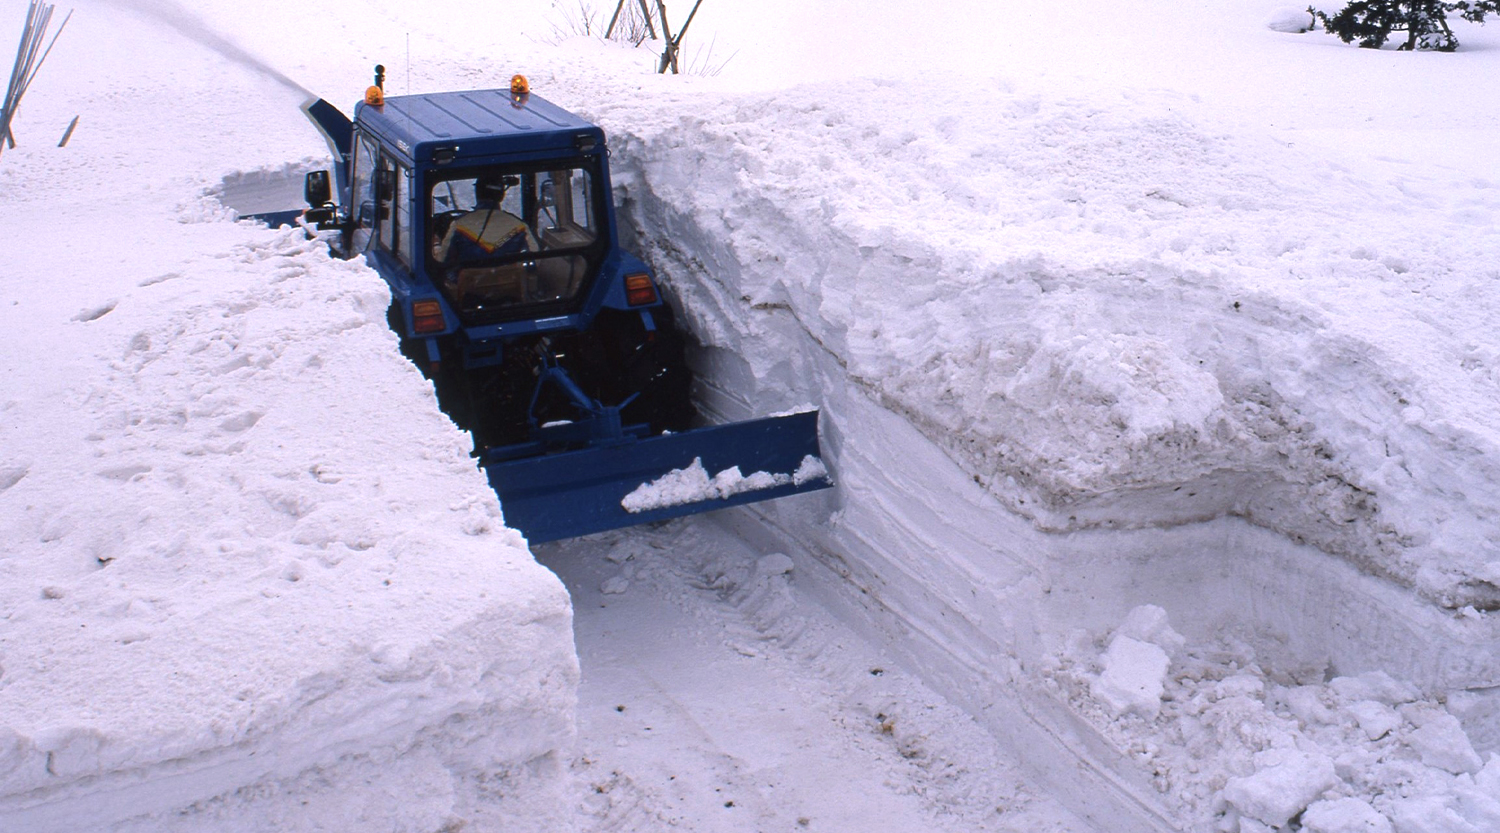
537, 515, 1087, 833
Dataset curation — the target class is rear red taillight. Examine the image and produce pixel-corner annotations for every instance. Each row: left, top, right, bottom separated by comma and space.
411, 299, 446, 334
624, 273, 658, 307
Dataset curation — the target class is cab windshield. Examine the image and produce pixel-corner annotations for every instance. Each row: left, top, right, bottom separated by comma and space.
428, 160, 604, 322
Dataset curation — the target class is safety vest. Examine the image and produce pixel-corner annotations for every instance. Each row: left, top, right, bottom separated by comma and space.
439, 209, 538, 262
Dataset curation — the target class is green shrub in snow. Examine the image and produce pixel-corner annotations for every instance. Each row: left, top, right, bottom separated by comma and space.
1309, 1, 1500, 50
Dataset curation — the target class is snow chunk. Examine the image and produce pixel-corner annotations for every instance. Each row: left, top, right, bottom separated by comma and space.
1453, 778, 1500, 830
1281, 684, 1338, 727
1087, 605, 1185, 718
1388, 796, 1479, 833
1329, 672, 1419, 706
1344, 700, 1402, 741
1091, 636, 1170, 719
1302, 797, 1393, 833
791, 455, 829, 485
601, 576, 630, 595
1477, 755, 1500, 796
621, 455, 828, 513
756, 553, 796, 576
1223, 749, 1338, 828
1215, 673, 1266, 701
1406, 708, 1483, 775
1266, 7, 1315, 33
1113, 604, 1187, 659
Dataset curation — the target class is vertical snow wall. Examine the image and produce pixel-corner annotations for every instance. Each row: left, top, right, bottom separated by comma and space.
0, 194, 581, 833
593, 78, 1500, 830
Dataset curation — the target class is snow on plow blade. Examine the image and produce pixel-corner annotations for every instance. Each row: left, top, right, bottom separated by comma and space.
483, 410, 832, 544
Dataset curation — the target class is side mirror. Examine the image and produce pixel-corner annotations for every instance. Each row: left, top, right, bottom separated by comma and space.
305, 170, 332, 206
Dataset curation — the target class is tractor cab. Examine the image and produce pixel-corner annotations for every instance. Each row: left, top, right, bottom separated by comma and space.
319, 84, 629, 347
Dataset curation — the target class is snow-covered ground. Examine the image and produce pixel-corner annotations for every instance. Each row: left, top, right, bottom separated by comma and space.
4, 0, 1500, 831
540, 517, 1087, 832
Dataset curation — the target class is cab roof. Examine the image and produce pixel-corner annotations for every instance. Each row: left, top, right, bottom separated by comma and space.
354, 88, 604, 165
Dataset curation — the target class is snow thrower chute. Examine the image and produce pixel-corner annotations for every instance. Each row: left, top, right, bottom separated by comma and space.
270, 75, 831, 543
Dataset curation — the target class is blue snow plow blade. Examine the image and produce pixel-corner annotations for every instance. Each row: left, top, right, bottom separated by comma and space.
484, 410, 831, 544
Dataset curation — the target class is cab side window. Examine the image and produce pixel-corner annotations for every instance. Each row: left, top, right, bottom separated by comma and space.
350, 134, 379, 254
374, 156, 411, 264
394, 165, 412, 265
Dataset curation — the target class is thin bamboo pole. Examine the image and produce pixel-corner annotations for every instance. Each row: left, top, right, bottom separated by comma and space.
656, 0, 703, 74
605, 0, 625, 39
1, 1, 70, 156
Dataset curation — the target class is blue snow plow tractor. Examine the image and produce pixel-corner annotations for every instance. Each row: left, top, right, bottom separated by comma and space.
285, 72, 831, 543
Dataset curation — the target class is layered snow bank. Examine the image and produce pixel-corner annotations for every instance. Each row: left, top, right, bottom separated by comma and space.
0, 206, 577, 830
596, 71, 1500, 829
597, 74, 1500, 611
0, 7, 579, 828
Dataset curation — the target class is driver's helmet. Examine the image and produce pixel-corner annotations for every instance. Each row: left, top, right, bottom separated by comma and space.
474, 175, 506, 206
